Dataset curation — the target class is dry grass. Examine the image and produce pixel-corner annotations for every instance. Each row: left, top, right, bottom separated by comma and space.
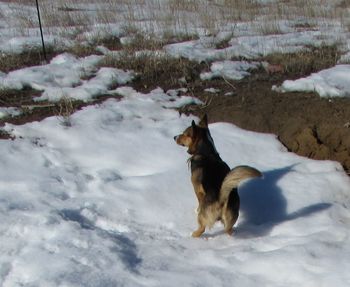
100, 51, 203, 91
0, 48, 58, 73
254, 19, 283, 35
338, 0, 350, 8
4, 0, 347, 39
168, 0, 199, 12
0, 88, 41, 107
215, 33, 235, 49
55, 96, 75, 127
122, 32, 165, 52
265, 44, 340, 77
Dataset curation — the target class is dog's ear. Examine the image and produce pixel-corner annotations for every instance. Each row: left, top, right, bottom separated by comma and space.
191, 120, 198, 137
198, 114, 208, 128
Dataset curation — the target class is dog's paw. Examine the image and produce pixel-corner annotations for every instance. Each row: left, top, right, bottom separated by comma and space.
191, 229, 205, 238
226, 228, 234, 236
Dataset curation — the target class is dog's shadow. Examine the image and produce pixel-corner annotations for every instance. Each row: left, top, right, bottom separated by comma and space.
233, 165, 331, 238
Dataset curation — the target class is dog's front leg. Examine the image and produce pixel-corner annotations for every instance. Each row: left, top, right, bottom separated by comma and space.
191, 183, 206, 237
193, 184, 205, 215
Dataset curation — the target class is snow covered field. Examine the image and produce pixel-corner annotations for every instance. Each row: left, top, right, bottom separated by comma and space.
1, 86, 350, 286
1, 0, 350, 286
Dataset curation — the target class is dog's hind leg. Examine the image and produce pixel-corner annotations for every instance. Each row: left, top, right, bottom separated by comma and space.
222, 205, 239, 236
192, 215, 206, 238
223, 190, 240, 236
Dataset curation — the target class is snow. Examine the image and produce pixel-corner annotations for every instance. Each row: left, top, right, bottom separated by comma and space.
0, 1, 350, 285
0, 53, 101, 90
0, 35, 73, 55
1, 86, 350, 286
273, 65, 350, 98
200, 60, 259, 81
164, 25, 347, 62
204, 87, 220, 93
0, 53, 134, 102
0, 107, 21, 119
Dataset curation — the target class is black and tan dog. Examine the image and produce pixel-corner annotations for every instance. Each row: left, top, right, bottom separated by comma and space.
174, 115, 261, 237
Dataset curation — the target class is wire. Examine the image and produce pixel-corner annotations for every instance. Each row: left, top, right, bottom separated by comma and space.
35, 0, 47, 63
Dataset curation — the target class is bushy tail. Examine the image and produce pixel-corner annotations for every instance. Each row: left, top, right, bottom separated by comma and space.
219, 165, 262, 204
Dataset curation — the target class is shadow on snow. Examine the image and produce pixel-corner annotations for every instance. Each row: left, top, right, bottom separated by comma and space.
235, 165, 331, 238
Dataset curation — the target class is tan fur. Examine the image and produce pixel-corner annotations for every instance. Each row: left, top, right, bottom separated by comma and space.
191, 168, 205, 209
220, 166, 262, 204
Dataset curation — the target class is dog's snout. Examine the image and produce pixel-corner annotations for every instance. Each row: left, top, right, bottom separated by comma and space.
174, 135, 178, 141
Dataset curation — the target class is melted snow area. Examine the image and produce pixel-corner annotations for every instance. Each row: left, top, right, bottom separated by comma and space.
0, 87, 350, 286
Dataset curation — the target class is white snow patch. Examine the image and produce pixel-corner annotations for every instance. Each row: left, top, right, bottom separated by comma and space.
201, 61, 259, 81
0, 53, 134, 102
0, 107, 21, 119
0, 53, 101, 91
0, 36, 73, 55
273, 65, 350, 98
204, 88, 220, 93
339, 52, 350, 64
37, 67, 134, 102
164, 27, 344, 62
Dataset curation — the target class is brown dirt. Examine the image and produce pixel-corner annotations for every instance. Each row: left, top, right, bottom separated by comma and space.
184, 71, 350, 174
0, 88, 122, 139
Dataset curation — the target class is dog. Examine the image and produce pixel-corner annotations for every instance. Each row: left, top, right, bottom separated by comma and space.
174, 114, 262, 237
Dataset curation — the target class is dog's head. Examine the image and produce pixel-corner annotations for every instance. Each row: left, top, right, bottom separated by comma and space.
174, 114, 212, 155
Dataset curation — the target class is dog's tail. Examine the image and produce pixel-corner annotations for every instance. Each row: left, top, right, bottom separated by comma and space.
219, 165, 262, 204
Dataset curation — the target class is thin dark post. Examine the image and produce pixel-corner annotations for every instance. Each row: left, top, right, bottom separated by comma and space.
35, 0, 47, 62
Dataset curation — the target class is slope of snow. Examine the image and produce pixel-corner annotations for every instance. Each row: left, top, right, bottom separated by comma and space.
273, 65, 350, 97
1, 87, 350, 286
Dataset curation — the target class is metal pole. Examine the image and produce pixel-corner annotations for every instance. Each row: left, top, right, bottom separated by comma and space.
35, 0, 47, 62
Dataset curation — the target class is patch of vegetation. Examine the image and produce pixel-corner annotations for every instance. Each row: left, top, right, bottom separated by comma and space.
100, 52, 205, 91
0, 47, 58, 73
161, 32, 199, 45
292, 22, 316, 30
67, 44, 98, 58
0, 34, 122, 72
54, 96, 75, 127
264, 44, 340, 77
122, 31, 198, 52
256, 20, 283, 35
215, 34, 234, 49
0, 88, 41, 107
0, 129, 11, 140
122, 33, 165, 52
337, 0, 350, 8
